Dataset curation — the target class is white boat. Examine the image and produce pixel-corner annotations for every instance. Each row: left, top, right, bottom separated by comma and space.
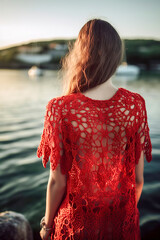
16, 53, 52, 64
28, 66, 43, 77
116, 63, 140, 76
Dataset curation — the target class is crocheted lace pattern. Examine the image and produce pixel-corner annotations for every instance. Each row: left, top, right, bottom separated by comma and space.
37, 87, 152, 240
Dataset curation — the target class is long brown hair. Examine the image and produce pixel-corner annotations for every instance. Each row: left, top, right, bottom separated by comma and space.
60, 18, 124, 96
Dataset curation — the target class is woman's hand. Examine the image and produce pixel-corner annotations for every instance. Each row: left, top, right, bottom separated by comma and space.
39, 227, 52, 240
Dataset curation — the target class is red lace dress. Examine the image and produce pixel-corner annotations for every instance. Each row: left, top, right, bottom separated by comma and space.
37, 87, 152, 240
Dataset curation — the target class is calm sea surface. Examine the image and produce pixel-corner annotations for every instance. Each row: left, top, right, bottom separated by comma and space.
0, 69, 160, 239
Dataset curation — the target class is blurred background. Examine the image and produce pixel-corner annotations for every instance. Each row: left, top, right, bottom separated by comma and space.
0, 0, 160, 239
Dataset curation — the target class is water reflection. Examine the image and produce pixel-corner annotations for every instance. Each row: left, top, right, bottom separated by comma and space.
0, 69, 159, 236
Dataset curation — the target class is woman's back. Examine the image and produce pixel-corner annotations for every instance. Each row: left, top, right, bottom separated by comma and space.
37, 87, 152, 240
38, 19, 152, 240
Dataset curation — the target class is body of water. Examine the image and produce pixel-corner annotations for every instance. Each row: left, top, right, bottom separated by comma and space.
0, 69, 160, 239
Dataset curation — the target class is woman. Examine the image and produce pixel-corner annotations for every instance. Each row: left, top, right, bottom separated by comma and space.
37, 18, 152, 240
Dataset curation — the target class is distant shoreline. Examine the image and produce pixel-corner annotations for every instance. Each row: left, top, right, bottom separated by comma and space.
0, 68, 160, 77
0, 39, 160, 71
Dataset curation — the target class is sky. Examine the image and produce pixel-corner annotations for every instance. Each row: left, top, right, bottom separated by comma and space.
0, 0, 160, 49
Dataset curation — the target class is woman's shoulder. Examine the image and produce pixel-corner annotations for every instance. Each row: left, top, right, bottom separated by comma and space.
120, 87, 145, 104
46, 93, 77, 110
47, 95, 66, 107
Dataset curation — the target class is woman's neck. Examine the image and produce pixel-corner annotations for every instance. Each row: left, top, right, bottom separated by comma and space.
83, 78, 118, 100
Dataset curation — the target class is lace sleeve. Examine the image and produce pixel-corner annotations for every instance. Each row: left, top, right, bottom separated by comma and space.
135, 95, 152, 164
37, 98, 66, 173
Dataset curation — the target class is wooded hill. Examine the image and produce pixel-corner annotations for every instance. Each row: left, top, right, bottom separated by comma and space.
0, 39, 159, 70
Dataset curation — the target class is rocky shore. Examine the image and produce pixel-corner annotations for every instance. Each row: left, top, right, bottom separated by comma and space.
0, 211, 159, 240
